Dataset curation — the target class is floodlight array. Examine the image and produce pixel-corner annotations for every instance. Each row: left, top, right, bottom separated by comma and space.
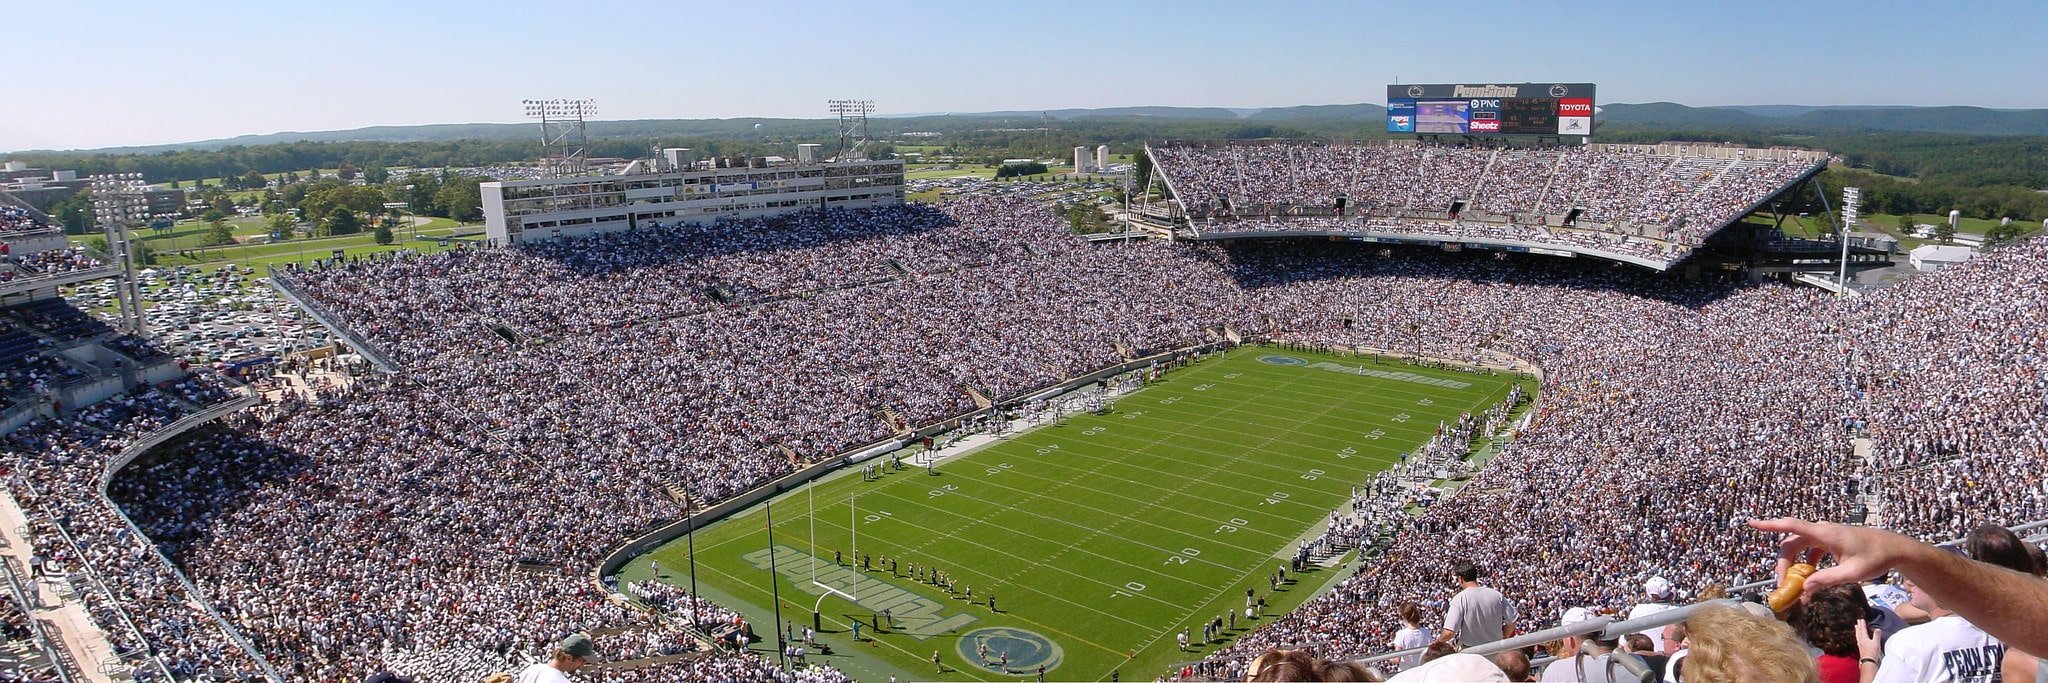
523, 99, 597, 119
827, 99, 875, 116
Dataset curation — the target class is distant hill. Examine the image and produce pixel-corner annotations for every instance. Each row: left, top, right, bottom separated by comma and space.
1781, 106, 2048, 136
1600, 103, 2048, 136
1247, 103, 1387, 121
1597, 103, 1763, 128
912, 106, 1246, 121
1714, 105, 1886, 118
58, 118, 843, 155
19, 101, 2048, 155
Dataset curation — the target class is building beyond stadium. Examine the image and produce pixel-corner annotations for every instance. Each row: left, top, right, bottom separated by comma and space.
481, 158, 905, 244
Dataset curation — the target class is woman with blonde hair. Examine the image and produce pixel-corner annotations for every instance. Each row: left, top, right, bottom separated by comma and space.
1682, 605, 1818, 682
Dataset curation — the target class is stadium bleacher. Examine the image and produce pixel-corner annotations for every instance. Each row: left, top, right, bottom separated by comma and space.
1149, 141, 1825, 268
10, 299, 111, 342
0, 206, 57, 235
0, 191, 2035, 682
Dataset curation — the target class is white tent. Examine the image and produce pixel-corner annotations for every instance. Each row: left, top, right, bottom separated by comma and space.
1908, 244, 1975, 271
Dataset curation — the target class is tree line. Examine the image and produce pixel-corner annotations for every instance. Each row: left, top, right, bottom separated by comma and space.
16, 116, 2044, 225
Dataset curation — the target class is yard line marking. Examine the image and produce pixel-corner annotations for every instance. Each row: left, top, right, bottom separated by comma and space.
975, 450, 1319, 523
1028, 428, 1395, 494
804, 493, 1191, 612
688, 554, 1133, 667
857, 484, 1261, 573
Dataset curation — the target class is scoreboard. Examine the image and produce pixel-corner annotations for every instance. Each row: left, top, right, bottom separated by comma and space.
1386, 83, 1595, 136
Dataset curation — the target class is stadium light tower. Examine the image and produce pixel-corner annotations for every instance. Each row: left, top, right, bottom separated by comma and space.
1838, 186, 1862, 293
522, 98, 596, 177
827, 99, 875, 161
89, 173, 150, 334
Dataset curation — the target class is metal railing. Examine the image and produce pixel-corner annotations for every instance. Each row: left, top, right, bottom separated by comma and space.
0, 539, 78, 683
7, 469, 176, 683
96, 390, 283, 682
264, 269, 400, 373
1347, 518, 2048, 669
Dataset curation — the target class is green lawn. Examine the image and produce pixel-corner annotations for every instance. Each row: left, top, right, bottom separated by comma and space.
140, 226, 473, 269
619, 347, 1531, 682
1861, 212, 2011, 236
134, 217, 275, 250
908, 165, 1000, 180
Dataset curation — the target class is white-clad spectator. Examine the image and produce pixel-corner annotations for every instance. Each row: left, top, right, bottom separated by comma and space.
1627, 576, 1681, 650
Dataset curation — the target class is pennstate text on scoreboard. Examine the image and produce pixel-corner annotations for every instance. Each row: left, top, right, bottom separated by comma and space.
1385, 83, 1595, 136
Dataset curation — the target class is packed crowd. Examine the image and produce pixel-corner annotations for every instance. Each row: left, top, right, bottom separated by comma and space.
1847, 236, 2048, 542
1191, 240, 2048, 677
1150, 141, 1819, 251
1181, 243, 1861, 677
0, 207, 54, 235
624, 581, 743, 634
3, 248, 104, 282
0, 190, 2028, 681
5, 380, 268, 681
279, 202, 1079, 367
1183, 216, 1689, 264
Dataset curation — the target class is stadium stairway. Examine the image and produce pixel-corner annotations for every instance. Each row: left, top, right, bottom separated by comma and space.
1532, 155, 1568, 214
876, 405, 910, 436
1473, 151, 1502, 197
960, 385, 992, 410
706, 284, 735, 304
659, 481, 704, 510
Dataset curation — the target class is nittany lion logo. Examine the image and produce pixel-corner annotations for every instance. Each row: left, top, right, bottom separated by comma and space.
958, 627, 1061, 674
1259, 355, 1309, 366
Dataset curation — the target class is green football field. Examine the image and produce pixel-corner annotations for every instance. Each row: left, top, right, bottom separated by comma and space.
617, 346, 1531, 681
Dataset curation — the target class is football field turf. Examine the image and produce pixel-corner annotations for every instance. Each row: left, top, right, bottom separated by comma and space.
618, 345, 1531, 681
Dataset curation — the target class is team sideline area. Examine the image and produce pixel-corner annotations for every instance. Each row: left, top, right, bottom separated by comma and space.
623, 347, 1531, 681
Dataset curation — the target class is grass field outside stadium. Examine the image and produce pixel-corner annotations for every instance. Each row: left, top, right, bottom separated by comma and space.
614, 345, 1536, 682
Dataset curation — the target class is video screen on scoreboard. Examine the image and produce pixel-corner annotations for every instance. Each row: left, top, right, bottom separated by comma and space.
1385, 84, 1596, 136
1415, 100, 1470, 133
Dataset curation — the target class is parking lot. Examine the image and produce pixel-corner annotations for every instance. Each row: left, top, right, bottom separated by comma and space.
64, 266, 332, 366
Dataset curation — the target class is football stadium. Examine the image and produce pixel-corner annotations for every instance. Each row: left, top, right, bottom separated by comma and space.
1, 16, 2047, 683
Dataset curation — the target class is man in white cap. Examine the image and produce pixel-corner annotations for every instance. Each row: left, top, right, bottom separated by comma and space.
1541, 607, 1621, 683
517, 634, 596, 683
1627, 576, 1679, 649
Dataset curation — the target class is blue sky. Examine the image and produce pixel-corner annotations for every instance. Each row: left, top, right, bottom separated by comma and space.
3, 0, 2044, 151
